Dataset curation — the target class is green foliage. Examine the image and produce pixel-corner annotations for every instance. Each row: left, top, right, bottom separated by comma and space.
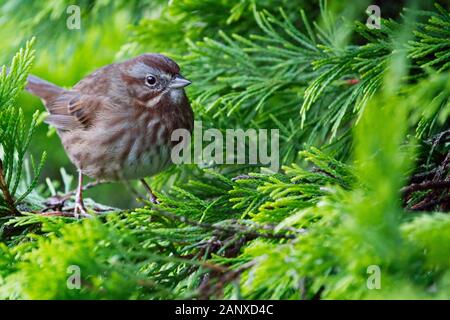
179, 3, 449, 165
124, 0, 319, 55
234, 89, 449, 300
0, 39, 46, 215
409, 4, 450, 72
0, 0, 164, 42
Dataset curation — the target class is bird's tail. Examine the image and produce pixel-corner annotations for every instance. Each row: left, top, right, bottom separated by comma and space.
25, 74, 65, 103
5, 67, 64, 103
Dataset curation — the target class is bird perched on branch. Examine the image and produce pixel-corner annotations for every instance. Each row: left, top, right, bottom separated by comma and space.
25, 54, 194, 217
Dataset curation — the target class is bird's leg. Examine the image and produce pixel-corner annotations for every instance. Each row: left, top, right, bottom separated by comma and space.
74, 171, 92, 218
140, 178, 159, 204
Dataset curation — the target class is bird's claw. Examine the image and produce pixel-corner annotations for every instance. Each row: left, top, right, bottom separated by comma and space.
140, 178, 160, 204
149, 193, 160, 204
73, 202, 92, 219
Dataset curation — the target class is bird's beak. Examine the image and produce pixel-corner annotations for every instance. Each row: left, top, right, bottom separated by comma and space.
169, 75, 192, 89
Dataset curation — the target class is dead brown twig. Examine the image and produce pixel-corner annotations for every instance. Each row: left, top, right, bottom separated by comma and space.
0, 159, 20, 215
42, 180, 107, 212
403, 129, 450, 212
401, 180, 450, 197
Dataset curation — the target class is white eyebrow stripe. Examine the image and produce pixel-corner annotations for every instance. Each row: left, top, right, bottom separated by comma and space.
128, 62, 159, 77
128, 62, 173, 81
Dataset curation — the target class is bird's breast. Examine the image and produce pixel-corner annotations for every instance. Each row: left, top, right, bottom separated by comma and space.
64, 96, 192, 181
107, 109, 174, 180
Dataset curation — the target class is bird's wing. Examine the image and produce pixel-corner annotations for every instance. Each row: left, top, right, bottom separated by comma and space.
45, 93, 105, 131
24, 72, 109, 131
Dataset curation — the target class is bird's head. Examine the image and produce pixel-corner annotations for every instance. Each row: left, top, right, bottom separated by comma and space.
121, 53, 191, 108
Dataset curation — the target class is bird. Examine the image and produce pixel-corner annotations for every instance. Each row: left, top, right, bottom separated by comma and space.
24, 53, 194, 217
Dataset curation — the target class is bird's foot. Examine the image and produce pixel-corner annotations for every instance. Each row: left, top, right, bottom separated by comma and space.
140, 178, 160, 204
231, 174, 253, 181
148, 192, 160, 204
73, 202, 92, 219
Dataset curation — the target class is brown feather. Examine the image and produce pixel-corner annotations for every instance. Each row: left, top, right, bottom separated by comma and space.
25, 74, 65, 103
67, 94, 105, 128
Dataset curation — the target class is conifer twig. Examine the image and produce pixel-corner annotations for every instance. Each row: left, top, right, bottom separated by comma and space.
151, 206, 302, 240
401, 180, 450, 196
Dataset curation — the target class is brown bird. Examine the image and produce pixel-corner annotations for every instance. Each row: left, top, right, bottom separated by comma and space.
25, 54, 194, 217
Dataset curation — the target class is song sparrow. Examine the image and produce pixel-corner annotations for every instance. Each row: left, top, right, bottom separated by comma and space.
25, 54, 194, 217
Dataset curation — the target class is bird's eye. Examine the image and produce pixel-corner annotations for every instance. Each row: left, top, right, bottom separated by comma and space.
145, 75, 157, 86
